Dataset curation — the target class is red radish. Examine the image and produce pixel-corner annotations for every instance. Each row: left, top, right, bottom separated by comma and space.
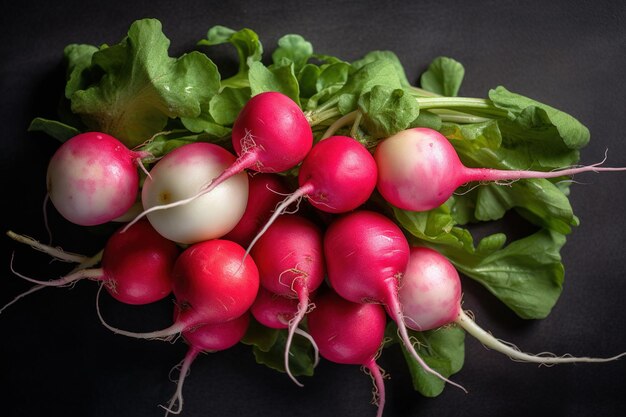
46, 132, 149, 226
249, 215, 325, 386
127, 92, 312, 223
98, 239, 259, 340
246, 135, 377, 253
223, 173, 291, 247
6, 220, 178, 306
400, 246, 626, 364
307, 290, 387, 417
131, 142, 249, 244
250, 287, 320, 366
375, 127, 626, 212
324, 210, 466, 392
162, 311, 250, 417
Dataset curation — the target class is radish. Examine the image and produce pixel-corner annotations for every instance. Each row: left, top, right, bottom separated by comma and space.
223, 173, 290, 247
400, 246, 626, 364
250, 287, 320, 366
128, 91, 312, 224
246, 135, 377, 253
6, 219, 178, 307
249, 215, 325, 386
46, 132, 149, 226
133, 142, 249, 244
98, 239, 259, 340
375, 127, 626, 212
162, 311, 250, 417
307, 290, 387, 417
323, 210, 466, 392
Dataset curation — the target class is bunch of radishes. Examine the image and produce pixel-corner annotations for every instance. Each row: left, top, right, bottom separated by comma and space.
5, 90, 625, 417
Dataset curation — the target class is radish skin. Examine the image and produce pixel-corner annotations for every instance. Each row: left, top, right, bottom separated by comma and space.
250, 215, 325, 386
246, 135, 377, 254
324, 210, 466, 392
400, 246, 626, 364
46, 132, 148, 226
375, 127, 626, 212
127, 142, 249, 244
5, 220, 178, 306
307, 290, 387, 417
98, 239, 259, 340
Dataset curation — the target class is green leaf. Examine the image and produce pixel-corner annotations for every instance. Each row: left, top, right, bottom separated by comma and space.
441, 121, 577, 232
357, 85, 419, 138
337, 59, 405, 97
489, 86, 590, 164
248, 61, 300, 104
248, 328, 316, 377
272, 34, 313, 72
139, 130, 230, 158
386, 322, 465, 397
409, 110, 442, 131
305, 62, 351, 109
241, 317, 280, 352
352, 50, 411, 88
70, 19, 221, 148
28, 117, 81, 142
63, 44, 99, 99
200, 26, 263, 71
209, 86, 251, 125
420, 57, 465, 97
393, 206, 566, 319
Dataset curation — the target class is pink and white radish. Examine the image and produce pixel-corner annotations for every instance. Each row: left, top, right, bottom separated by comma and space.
400, 245, 626, 364
246, 135, 377, 253
46, 132, 149, 226
223, 173, 291, 247
128, 92, 312, 224
132, 142, 249, 244
323, 210, 466, 392
250, 287, 320, 366
307, 290, 387, 417
375, 127, 626, 212
162, 311, 250, 417
249, 215, 325, 386
6, 219, 178, 308
98, 239, 259, 340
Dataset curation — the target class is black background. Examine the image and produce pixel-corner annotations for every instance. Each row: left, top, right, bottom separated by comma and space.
1, 1, 625, 416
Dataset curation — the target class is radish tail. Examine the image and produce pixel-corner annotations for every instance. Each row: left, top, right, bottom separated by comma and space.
0, 284, 46, 315
284, 287, 310, 387
456, 310, 626, 364
364, 358, 386, 417
10, 253, 103, 287
95, 284, 185, 341
161, 347, 200, 416
294, 327, 320, 367
6, 230, 87, 263
385, 281, 467, 393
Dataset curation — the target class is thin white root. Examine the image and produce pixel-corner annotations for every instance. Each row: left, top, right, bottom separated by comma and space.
160, 349, 199, 417
6, 231, 88, 263
9, 252, 103, 287
95, 284, 182, 341
0, 284, 46, 315
456, 310, 626, 364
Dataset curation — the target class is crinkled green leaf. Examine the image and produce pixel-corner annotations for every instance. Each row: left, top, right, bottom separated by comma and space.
393, 206, 565, 319
248, 61, 300, 104
28, 117, 81, 142
336, 59, 404, 98
489, 86, 590, 165
209, 86, 251, 125
409, 110, 442, 131
420, 57, 465, 97
352, 50, 411, 88
64, 44, 99, 99
305, 62, 351, 109
298, 64, 321, 99
70, 19, 221, 148
272, 34, 313, 73
357, 85, 419, 138
247, 327, 316, 377
385, 322, 465, 397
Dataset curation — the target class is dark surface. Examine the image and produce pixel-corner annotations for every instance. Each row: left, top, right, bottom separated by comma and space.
1, 1, 625, 416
